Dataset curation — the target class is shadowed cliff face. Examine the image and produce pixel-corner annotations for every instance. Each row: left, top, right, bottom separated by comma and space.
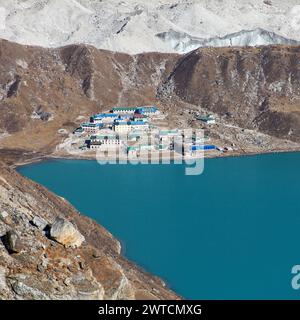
159, 46, 300, 141
60, 45, 178, 104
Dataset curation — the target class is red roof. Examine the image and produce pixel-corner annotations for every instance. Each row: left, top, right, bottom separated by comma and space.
134, 113, 147, 118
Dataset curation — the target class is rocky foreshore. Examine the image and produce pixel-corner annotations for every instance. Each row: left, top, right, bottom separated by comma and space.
0, 162, 180, 300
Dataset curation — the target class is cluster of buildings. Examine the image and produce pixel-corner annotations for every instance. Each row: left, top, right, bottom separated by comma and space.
74, 106, 218, 157
74, 106, 156, 135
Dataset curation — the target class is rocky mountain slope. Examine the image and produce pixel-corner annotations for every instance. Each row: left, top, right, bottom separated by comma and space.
0, 39, 299, 156
0, 162, 179, 299
1, 0, 300, 53
0, 40, 300, 299
0, 39, 179, 155
158, 45, 300, 141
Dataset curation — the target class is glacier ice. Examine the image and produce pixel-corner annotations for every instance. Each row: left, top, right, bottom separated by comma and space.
0, 0, 299, 53
156, 28, 299, 53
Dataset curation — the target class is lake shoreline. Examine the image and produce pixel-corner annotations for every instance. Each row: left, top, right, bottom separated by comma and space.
18, 151, 300, 299
12, 146, 300, 170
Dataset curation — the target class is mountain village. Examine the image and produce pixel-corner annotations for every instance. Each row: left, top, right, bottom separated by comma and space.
72, 106, 223, 159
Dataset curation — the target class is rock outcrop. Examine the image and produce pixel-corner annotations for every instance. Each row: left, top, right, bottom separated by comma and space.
31, 216, 48, 231
4, 230, 23, 254
50, 217, 85, 248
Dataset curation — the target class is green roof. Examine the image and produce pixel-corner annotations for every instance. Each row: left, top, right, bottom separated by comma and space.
81, 122, 98, 127
159, 129, 179, 136
197, 115, 215, 121
112, 107, 137, 111
128, 146, 139, 151
139, 144, 155, 150
158, 144, 168, 150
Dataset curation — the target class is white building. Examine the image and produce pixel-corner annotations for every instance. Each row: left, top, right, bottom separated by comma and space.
114, 121, 149, 134
89, 131, 123, 150
111, 107, 137, 114
92, 113, 118, 124
197, 114, 216, 125
81, 122, 101, 134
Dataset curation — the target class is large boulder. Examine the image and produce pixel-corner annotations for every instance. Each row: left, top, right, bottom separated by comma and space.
5, 230, 23, 253
31, 216, 48, 230
50, 217, 85, 248
0, 211, 13, 225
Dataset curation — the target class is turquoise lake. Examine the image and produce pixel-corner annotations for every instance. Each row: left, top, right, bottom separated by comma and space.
18, 153, 300, 299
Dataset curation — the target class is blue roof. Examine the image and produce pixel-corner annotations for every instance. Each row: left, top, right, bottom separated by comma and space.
129, 121, 148, 125
114, 117, 126, 122
114, 121, 148, 126
191, 145, 216, 151
136, 106, 158, 114
93, 113, 118, 119
114, 122, 128, 126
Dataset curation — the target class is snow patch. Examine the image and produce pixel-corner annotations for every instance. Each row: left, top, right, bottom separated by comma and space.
0, 1, 299, 54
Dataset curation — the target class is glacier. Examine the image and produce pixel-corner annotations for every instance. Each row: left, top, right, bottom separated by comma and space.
156, 28, 299, 53
0, 0, 300, 53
